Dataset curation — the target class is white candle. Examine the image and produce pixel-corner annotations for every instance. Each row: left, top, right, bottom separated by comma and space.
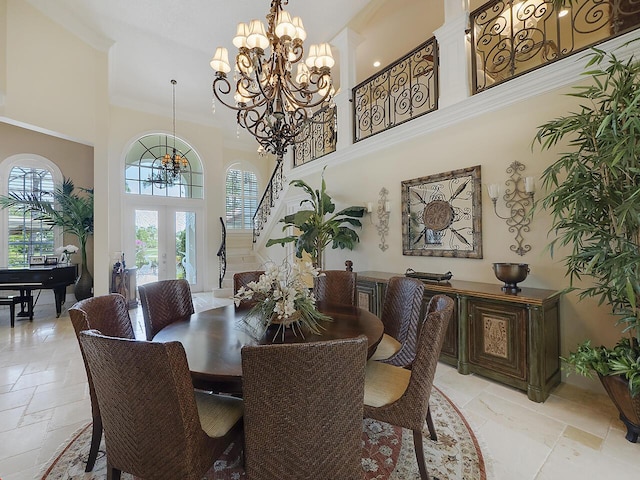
384, 201, 391, 213
367, 202, 373, 213
525, 176, 535, 193
487, 184, 499, 200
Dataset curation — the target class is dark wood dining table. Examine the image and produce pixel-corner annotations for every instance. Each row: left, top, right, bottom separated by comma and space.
152, 301, 384, 394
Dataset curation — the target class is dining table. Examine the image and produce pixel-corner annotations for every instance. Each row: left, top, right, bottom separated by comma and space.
152, 301, 384, 394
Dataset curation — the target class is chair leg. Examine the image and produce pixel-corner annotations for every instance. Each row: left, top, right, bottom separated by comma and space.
425, 405, 437, 441
10, 302, 15, 328
85, 416, 102, 472
107, 463, 121, 480
413, 429, 430, 480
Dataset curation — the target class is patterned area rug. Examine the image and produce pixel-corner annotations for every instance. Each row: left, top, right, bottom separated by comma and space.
40, 387, 485, 480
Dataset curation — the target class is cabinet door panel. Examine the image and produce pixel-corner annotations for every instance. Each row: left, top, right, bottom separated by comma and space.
468, 301, 527, 381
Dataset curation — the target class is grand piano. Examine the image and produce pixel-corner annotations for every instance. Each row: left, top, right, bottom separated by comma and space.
0, 264, 78, 318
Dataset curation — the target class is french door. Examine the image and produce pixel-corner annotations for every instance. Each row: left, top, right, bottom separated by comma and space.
126, 204, 203, 291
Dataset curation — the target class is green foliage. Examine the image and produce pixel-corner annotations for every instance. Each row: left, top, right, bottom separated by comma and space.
265, 167, 366, 267
0, 177, 93, 269
534, 46, 640, 395
563, 339, 640, 397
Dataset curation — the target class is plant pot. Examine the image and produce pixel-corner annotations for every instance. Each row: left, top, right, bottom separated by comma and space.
598, 373, 640, 443
74, 264, 94, 301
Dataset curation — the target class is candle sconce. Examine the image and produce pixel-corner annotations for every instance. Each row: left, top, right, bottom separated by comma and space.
367, 187, 390, 252
487, 161, 535, 256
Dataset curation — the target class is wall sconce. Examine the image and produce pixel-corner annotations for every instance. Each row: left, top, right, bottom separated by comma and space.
488, 160, 535, 256
367, 187, 390, 252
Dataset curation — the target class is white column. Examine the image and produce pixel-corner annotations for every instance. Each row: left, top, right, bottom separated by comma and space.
330, 27, 362, 151
434, 5, 470, 108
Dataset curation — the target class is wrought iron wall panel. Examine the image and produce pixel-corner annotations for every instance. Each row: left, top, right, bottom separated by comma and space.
293, 105, 337, 167
471, 0, 640, 94
353, 38, 438, 143
252, 161, 285, 243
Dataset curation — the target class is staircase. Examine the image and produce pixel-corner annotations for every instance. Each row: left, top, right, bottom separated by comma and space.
212, 231, 262, 298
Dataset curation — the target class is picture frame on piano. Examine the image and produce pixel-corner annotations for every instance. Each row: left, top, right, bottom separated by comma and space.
44, 256, 58, 265
29, 255, 45, 265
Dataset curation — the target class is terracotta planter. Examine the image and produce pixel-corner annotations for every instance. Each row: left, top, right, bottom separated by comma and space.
598, 373, 640, 443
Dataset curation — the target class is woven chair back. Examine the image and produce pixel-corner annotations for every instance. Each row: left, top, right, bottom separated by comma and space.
241, 336, 368, 480
79, 330, 217, 479
379, 276, 425, 366
233, 271, 265, 308
313, 270, 357, 306
138, 279, 194, 340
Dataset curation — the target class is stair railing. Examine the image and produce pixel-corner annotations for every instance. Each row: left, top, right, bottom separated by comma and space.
216, 216, 227, 289
252, 160, 285, 243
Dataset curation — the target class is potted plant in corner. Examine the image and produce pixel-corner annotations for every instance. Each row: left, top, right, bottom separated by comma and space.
534, 45, 640, 442
0, 177, 94, 301
266, 167, 366, 268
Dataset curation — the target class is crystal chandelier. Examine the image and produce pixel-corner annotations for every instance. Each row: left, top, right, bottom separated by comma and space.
210, 0, 335, 162
147, 79, 189, 187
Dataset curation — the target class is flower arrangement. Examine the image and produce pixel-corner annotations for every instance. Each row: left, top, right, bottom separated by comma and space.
233, 260, 331, 337
55, 244, 79, 264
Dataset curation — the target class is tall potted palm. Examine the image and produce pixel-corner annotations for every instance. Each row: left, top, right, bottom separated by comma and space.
266, 168, 366, 268
0, 177, 94, 300
534, 45, 640, 442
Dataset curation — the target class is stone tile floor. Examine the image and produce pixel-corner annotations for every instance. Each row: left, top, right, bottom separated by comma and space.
0, 292, 638, 479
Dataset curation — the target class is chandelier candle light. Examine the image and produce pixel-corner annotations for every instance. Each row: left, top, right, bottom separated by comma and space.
210, 0, 335, 162
147, 79, 189, 187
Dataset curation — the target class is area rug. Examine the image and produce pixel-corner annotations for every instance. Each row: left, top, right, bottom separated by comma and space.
40, 387, 486, 480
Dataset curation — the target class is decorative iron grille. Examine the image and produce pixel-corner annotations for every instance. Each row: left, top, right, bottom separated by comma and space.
293, 105, 337, 167
353, 37, 438, 143
471, 0, 640, 94
253, 161, 285, 243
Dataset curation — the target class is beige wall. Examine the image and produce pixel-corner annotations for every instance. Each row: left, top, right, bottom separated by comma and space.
258, 82, 623, 393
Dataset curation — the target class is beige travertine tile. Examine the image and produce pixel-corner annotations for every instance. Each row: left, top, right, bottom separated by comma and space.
0, 364, 25, 387
601, 424, 640, 467
562, 425, 603, 450
0, 386, 35, 412
536, 433, 639, 479
0, 405, 25, 432
0, 420, 48, 461
25, 383, 87, 414
49, 398, 91, 430
36, 420, 88, 465
433, 368, 490, 407
11, 368, 67, 391
466, 391, 565, 448
0, 448, 40, 478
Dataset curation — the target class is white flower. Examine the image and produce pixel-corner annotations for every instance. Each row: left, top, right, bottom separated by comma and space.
55, 244, 79, 255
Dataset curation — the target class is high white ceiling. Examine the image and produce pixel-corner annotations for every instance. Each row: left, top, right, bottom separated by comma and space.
24, 0, 376, 135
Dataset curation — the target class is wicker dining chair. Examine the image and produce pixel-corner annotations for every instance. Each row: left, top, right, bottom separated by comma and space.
241, 336, 368, 480
313, 270, 358, 306
369, 276, 424, 367
79, 330, 244, 480
138, 279, 194, 340
363, 294, 454, 480
69, 294, 135, 472
233, 271, 265, 308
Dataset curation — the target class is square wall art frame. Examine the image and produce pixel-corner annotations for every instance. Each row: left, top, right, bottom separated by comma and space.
401, 165, 482, 258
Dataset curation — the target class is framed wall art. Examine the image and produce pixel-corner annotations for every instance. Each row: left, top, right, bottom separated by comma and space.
401, 165, 482, 258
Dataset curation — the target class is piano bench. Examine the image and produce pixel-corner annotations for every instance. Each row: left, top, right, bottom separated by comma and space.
0, 296, 24, 328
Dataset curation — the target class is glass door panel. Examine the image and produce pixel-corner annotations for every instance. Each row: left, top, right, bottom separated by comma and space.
135, 210, 159, 286
174, 211, 196, 284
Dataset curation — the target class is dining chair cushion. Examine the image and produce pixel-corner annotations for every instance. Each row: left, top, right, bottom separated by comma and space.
369, 333, 402, 361
194, 391, 244, 438
364, 359, 411, 408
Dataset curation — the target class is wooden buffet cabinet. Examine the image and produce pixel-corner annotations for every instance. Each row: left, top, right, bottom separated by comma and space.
356, 271, 562, 402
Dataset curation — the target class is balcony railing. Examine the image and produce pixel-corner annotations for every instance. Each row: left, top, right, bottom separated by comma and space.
293, 105, 337, 167
352, 37, 439, 143
471, 0, 640, 93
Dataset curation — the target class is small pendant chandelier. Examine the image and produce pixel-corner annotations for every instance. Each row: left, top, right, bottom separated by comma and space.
147, 79, 189, 187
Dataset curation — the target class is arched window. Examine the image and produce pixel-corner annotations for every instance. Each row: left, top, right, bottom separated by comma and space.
225, 164, 258, 230
0, 155, 62, 267
124, 134, 203, 198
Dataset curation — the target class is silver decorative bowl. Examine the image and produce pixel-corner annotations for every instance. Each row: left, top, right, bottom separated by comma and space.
492, 263, 529, 293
